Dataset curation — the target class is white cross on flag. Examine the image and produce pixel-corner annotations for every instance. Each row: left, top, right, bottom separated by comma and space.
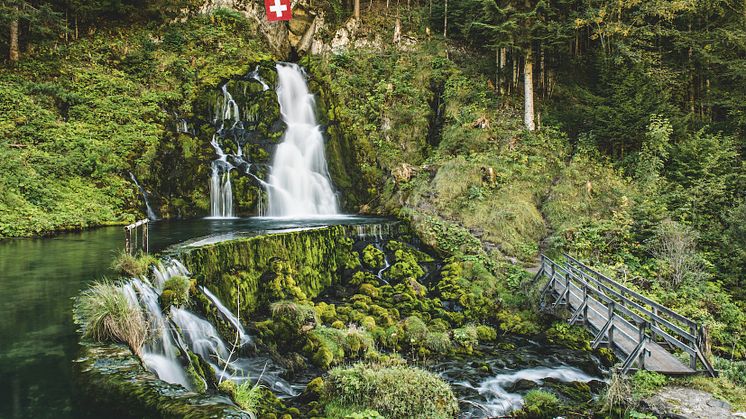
265, 0, 292, 21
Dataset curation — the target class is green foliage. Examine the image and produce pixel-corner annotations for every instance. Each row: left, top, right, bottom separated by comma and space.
76, 280, 147, 356
361, 245, 385, 270
452, 325, 479, 353
219, 380, 262, 413
516, 390, 561, 418
631, 370, 668, 399
161, 275, 191, 308
111, 251, 157, 277
546, 322, 591, 351
324, 362, 459, 419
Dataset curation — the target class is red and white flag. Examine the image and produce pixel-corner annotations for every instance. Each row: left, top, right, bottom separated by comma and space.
265, 0, 292, 21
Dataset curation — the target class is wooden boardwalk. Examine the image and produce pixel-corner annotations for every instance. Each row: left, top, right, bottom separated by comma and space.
537, 255, 716, 376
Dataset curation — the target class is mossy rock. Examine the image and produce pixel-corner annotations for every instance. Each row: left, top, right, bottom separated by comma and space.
362, 245, 386, 270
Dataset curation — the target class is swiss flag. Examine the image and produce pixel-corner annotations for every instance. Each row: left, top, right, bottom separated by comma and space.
265, 0, 292, 21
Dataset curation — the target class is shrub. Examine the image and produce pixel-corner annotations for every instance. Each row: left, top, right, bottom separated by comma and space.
161, 275, 191, 308
402, 316, 428, 347
324, 362, 459, 419
546, 322, 591, 351
111, 251, 157, 277
77, 281, 148, 356
453, 325, 479, 353
425, 331, 452, 354
517, 390, 560, 418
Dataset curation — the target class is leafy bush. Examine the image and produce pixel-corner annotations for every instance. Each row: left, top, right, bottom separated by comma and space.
77, 281, 147, 356
324, 362, 459, 419
161, 275, 191, 308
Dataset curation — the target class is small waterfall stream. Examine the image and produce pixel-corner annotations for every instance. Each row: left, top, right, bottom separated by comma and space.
120, 259, 296, 397
266, 63, 339, 217
129, 172, 158, 220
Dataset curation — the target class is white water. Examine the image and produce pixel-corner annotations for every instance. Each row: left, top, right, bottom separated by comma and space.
118, 259, 300, 396
265, 63, 339, 217
171, 307, 230, 363
201, 286, 251, 346
123, 277, 191, 389
129, 172, 158, 221
474, 366, 597, 416
208, 136, 235, 219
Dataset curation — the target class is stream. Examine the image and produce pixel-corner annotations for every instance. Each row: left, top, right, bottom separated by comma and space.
1, 219, 606, 419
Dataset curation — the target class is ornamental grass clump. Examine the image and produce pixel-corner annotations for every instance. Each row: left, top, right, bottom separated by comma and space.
324, 362, 459, 419
77, 281, 148, 356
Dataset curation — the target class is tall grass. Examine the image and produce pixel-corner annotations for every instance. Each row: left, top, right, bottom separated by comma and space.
111, 250, 157, 277
77, 281, 148, 356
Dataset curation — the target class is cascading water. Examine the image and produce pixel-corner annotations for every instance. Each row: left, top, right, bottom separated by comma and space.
201, 286, 251, 346
122, 277, 191, 389
208, 136, 235, 218
119, 259, 299, 397
265, 63, 339, 217
473, 366, 597, 417
129, 172, 158, 221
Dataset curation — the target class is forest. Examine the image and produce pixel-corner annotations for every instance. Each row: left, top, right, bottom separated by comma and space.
0, 0, 744, 417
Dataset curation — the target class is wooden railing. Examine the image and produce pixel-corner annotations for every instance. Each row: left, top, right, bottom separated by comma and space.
537, 254, 716, 376
124, 219, 149, 255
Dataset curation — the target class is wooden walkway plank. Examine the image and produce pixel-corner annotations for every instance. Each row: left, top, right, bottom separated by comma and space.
537, 255, 715, 377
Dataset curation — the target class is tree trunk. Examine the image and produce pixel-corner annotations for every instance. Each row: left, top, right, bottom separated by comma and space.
523, 48, 535, 131
9, 9, 19, 62
443, 0, 448, 38
498, 48, 506, 95
354, 0, 360, 19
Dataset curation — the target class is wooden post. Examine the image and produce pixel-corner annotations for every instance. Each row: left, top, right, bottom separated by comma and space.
582, 283, 588, 326
638, 321, 649, 370
607, 301, 615, 350
690, 324, 698, 369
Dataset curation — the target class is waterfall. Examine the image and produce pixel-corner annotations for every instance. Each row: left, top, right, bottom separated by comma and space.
208, 136, 235, 219
117, 259, 299, 395
128, 172, 158, 221
123, 277, 191, 389
201, 286, 251, 346
265, 63, 339, 218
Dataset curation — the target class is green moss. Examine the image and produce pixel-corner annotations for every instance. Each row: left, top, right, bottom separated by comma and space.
362, 245, 385, 270
476, 325, 497, 341
181, 226, 354, 315
516, 390, 561, 418
425, 331, 452, 354
402, 316, 428, 347
546, 322, 592, 351
384, 250, 425, 282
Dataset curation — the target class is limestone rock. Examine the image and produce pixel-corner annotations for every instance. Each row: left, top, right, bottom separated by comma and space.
641, 386, 740, 419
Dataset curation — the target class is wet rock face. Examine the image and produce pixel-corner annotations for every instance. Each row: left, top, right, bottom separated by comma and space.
641, 386, 742, 419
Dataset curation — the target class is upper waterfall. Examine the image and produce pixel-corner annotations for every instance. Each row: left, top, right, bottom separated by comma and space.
265, 63, 339, 217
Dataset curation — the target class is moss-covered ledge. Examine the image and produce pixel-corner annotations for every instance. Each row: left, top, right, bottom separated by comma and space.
73, 342, 249, 419
178, 225, 368, 316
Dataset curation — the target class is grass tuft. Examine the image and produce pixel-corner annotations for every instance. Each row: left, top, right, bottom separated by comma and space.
77, 280, 148, 356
